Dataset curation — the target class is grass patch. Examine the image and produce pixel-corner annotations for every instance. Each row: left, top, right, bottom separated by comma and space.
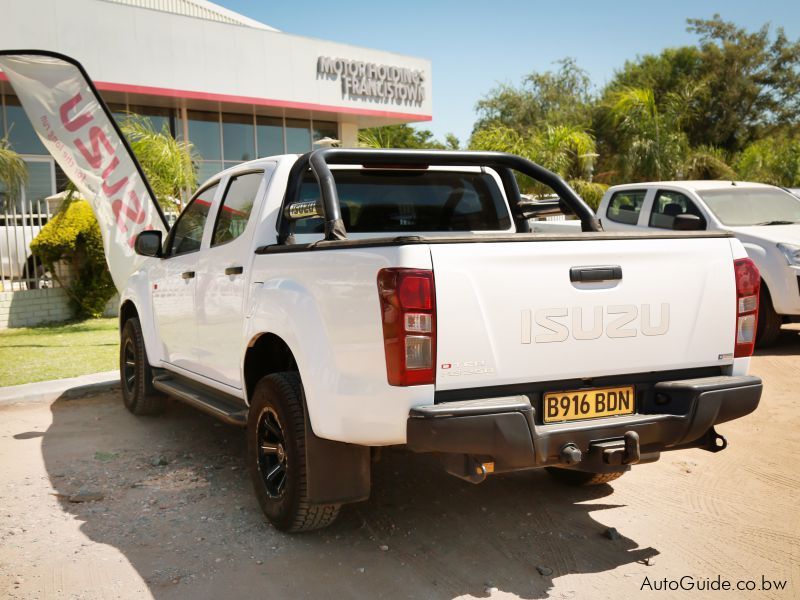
0, 318, 118, 387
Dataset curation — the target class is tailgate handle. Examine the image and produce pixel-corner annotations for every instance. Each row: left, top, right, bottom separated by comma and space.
570, 265, 622, 283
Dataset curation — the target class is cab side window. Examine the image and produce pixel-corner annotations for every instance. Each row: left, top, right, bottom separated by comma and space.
649, 190, 704, 229
167, 183, 217, 257
606, 190, 646, 225
211, 172, 262, 247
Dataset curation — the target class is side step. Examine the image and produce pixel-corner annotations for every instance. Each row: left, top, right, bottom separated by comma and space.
152, 373, 248, 427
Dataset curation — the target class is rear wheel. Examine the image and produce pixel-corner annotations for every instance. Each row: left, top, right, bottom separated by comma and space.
756, 285, 782, 347
120, 317, 165, 415
545, 467, 625, 486
247, 372, 340, 532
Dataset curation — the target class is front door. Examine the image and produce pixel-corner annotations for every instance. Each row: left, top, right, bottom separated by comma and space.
195, 170, 267, 388
151, 182, 219, 371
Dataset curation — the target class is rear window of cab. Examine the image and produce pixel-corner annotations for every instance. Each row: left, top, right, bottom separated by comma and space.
294, 169, 512, 234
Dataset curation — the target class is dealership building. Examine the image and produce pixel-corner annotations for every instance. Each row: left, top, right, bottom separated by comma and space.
0, 0, 432, 326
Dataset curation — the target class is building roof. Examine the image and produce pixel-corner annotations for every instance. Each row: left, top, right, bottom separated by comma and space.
99, 0, 279, 31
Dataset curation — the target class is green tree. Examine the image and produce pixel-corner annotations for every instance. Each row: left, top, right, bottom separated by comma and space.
469, 123, 606, 206
119, 115, 198, 210
358, 124, 445, 149
607, 87, 689, 181
0, 136, 28, 211
474, 58, 594, 134
682, 145, 737, 180
686, 15, 800, 151
736, 136, 800, 186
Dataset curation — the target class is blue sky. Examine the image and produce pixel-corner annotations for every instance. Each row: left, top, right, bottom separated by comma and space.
222, 1, 800, 144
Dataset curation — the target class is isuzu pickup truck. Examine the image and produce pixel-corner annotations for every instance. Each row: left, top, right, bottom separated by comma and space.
121, 149, 763, 531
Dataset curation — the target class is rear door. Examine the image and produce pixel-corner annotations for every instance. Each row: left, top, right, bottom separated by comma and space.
431, 236, 736, 390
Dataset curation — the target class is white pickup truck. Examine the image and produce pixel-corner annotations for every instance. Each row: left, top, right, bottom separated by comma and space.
595, 181, 800, 345
121, 149, 763, 532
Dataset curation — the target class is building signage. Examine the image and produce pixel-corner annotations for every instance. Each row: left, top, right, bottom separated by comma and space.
317, 56, 425, 105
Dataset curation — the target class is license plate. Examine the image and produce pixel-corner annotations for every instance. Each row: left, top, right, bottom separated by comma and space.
542, 385, 635, 423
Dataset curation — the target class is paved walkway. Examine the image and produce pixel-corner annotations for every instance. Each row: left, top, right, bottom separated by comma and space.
0, 370, 119, 405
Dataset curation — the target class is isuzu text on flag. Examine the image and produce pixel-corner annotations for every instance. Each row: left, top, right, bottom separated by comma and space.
0, 51, 168, 291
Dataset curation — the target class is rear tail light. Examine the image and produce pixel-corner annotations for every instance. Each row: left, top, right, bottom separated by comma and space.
377, 268, 436, 385
734, 258, 760, 358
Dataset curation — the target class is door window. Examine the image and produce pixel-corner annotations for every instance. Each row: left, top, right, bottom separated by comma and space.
649, 190, 704, 229
167, 184, 217, 256
606, 190, 646, 225
211, 172, 262, 246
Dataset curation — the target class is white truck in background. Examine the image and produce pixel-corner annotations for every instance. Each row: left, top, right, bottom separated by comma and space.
118, 149, 763, 532
596, 181, 800, 345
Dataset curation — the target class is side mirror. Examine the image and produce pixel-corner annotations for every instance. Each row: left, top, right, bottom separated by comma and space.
134, 230, 163, 257
673, 214, 705, 231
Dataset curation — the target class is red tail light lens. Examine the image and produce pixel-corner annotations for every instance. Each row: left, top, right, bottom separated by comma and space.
377, 268, 436, 386
734, 258, 760, 358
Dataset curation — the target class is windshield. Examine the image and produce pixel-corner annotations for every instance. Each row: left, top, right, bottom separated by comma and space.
698, 187, 800, 226
295, 169, 512, 234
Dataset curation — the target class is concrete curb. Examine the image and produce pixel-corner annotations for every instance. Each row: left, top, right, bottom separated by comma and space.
0, 370, 120, 405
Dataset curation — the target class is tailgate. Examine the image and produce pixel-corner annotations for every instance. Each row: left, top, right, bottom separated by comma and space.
431, 237, 736, 390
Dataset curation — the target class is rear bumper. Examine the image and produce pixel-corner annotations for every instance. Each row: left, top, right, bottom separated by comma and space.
406, 375, 762, 476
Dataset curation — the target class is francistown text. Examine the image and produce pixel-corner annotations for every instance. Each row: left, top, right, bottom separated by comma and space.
317, 57, 425, 105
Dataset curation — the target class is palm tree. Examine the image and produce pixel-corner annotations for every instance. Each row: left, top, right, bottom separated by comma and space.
0, 136, 28, 211
608, 87, 688, 181
468, 123, 606, 205
119, 115, 198, 211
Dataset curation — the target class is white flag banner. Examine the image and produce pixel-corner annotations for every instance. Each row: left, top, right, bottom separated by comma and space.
0, 51, 168, 291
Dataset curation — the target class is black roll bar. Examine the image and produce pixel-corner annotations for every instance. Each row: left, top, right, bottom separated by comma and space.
280, 148, 602, 242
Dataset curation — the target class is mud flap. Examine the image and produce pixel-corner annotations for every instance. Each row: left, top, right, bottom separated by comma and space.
304, 415, 371, 505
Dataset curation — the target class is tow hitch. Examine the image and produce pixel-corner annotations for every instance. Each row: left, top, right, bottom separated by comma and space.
593, 431, 642, 466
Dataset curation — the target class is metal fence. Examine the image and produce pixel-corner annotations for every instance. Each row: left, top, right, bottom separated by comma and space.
0, 197, 57, 292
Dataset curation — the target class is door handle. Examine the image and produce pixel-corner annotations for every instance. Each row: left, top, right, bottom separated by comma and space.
570, 265, 622, 283
225, 266, 244, 276
181, 271, 195, 279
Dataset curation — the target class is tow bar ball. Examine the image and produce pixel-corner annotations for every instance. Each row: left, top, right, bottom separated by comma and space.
559, 431, 642, 467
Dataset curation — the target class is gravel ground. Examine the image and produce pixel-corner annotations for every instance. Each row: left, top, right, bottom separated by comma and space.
1, 329, 798, 599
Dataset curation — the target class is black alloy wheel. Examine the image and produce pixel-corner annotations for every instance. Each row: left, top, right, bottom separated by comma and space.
257, 407, 288, 498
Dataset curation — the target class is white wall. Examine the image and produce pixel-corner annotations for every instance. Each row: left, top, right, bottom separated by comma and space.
0, 0, 432, 123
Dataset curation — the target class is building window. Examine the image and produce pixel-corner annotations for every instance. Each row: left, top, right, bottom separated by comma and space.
3, 96, 46, 155
285, 118, 311, 153
128, 104, 175, 136
313, 121, 338, 146
187, 110, 222, 161
222, 113, 255, 162
257, 116, 284, 157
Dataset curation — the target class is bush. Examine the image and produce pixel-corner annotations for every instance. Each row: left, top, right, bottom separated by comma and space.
30, 198, 116, 317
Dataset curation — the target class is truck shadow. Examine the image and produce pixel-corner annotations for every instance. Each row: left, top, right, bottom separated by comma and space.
40, 390, 657, 599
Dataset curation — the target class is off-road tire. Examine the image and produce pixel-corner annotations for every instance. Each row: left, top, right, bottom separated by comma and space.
756, 285, 782, 347
120, 317, 165, 415
247, 372, 340, 532
545, 467, 625, 486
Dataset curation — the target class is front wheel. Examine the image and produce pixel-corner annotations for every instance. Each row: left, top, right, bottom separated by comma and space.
247, 372, 340, 532
756, 285, 782, 347
545, 467, 625, 486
